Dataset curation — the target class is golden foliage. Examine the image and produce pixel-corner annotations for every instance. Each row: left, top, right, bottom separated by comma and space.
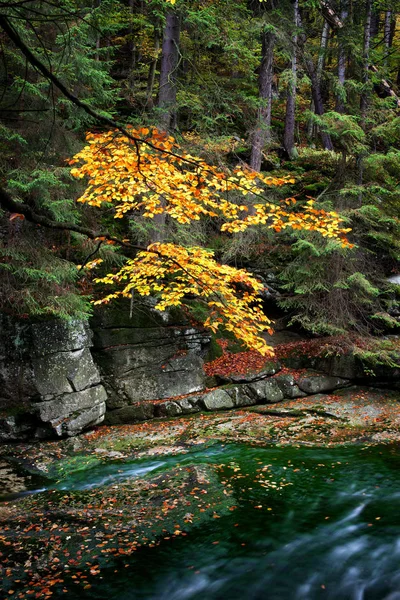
94, 243, 273, 355
70, 126, 352, 355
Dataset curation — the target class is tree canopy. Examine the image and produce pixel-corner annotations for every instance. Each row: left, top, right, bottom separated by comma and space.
0, 0, 399, 344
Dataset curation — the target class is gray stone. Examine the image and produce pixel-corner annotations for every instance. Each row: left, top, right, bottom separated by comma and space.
0, 414, 36, 442
31, 319, 92, 357
296, 372, 350, 395
0, 360, 39, 407
91, 298, 188, 330
101, 354, 205, 404
154, 401, 183, 418
34, 385, 107, 422
94, 448, 125, 459
275, 374, 307, 399
32, 348, 100, 396
201, 389, 235, 411
247, 379, 284, 403
91, 301, 208, 404
226, 386, 257, 407
175, 398, 201, 414
53, 402, 106, 437
105, 402, 155, 425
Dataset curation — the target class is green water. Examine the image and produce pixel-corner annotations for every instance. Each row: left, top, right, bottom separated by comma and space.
17, 443, 400, 599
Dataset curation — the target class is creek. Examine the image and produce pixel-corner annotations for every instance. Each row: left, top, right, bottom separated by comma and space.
14, 442, 400, 600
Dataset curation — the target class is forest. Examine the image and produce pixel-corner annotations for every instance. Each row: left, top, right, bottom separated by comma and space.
0, 0, 400, 354
2, 3, 400, 598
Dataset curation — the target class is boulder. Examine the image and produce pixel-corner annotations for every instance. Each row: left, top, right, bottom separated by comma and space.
201, 389, 235, 411
226, 386, 257, 407
0, 316, 107, 439
275, 374, 307, 399
296, 372, 350, 395
92, 301, 209, 405
176, 397, 202, 414
53, 402, 106, 437
154, 401, 183, 418
112, 355, 206, 406
247, 379, 284, 403
0, 414, 37, 442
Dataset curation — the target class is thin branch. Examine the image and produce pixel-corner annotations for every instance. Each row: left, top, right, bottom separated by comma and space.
78, 240, 103, 272
0, 15, 203, 169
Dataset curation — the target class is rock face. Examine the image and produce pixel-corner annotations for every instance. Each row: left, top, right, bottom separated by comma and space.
0, 316, 106, 440
0, 302, 210, 440
0, 302, 211, 439
91, 300, 210, 411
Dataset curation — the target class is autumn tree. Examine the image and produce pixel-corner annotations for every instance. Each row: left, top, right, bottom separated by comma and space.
69, 125, 352, 355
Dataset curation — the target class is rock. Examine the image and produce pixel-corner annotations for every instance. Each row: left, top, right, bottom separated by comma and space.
0, 316, 108, 439
275, 374, 307, 399
31, 319, 93, 357
296, 372, 350, 395
215, 361, 281, 385
91, 300, 209, 405
104, 402, 155, 425
0, 414, 37, 442
175, 397, 201, 414
94, 448, 125, 459
154, 401, 183, 418
34, 385, 107, 422
201, 389, 235, 411
247, 379, 284, 403
0, 361, 39, 406
226, 386, 257, 407
32, 348, 101, 396
96, 345, 206, 406
53, 402, 106, 437
0, 460, 32, 497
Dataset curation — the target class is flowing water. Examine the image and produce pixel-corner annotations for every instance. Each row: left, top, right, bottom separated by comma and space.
9, 443, 400, 599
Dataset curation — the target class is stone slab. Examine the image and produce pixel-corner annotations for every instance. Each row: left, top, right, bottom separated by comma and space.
34, 385, 107, 422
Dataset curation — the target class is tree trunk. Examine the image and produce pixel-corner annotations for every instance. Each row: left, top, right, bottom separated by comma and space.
283, 0, 299, 160
146, 32, 160, 109
335, 0, 348, 112
298, 13, 334, 150
360, 0, 372, 119
370, 9, 380, 39
308, 20, 330, 139
384, 10, 392, 67
158, 11, 180, 131
127, 0, 137, 92
94, 0, 101, 62
250, 30, 276, 171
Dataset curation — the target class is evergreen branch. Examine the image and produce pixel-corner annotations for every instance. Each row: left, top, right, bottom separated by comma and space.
0, 186, 139, 249
0, 15, 203, 169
